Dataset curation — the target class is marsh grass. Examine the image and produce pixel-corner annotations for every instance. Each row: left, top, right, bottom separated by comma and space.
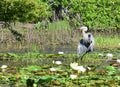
95, 34, 120, 49
47, 21, 71, 30
0, 22, 119, 53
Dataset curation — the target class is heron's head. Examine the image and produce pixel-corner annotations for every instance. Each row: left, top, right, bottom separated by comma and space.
79, 26, 88, 32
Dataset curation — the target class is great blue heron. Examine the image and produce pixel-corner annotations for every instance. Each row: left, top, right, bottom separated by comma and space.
77, 26, 95, 58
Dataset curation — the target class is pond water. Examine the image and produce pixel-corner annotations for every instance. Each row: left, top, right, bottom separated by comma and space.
0, 44, 78, 54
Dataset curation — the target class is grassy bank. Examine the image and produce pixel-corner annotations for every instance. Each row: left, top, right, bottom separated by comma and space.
0, 28, 120, 53
95, 34, 120, 49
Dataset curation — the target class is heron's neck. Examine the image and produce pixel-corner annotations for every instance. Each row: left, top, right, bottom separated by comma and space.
82, 31, 87, 39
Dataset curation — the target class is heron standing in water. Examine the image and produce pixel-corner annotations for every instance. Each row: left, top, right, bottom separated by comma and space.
77, 26, 95, 60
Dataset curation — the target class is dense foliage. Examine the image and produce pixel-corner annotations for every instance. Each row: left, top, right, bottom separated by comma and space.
0, 0, 120, 29
0, 0, 51, 23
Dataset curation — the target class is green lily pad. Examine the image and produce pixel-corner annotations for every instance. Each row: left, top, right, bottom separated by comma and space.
36, 75, 57, 83
106, 66, 116, 71
27, 65, 42, 72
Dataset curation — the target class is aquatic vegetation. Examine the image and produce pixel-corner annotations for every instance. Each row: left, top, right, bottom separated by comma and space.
26, 65, 42, 72
0, 53, 120, 87
0, 48, 120, 86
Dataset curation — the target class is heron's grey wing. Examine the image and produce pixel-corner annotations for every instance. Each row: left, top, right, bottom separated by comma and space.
77, 44, 87, 55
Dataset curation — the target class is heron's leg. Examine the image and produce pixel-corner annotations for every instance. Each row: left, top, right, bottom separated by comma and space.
80, 52, 87, 60
80, 52, 88, 65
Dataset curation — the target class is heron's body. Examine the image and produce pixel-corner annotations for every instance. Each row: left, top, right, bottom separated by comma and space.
80, 39, 90, 48
77, 26, 95, 56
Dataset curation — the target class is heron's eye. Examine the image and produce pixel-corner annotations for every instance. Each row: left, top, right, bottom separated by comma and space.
88, 34, 91, 37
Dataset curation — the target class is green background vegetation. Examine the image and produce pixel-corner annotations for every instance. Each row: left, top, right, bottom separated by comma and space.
0, 0, 120, 29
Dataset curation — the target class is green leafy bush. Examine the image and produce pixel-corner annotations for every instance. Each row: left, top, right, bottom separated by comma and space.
69, 0, 120, 29
0, 0, 51, 23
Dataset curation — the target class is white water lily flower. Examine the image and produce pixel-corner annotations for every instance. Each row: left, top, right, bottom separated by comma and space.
106, 53, 113, 60
1, 65, 8, 72
87, 67, 91, 70
70, 63, 86, 72
70, 62, 78, 70
77, 66, 86, 72
50, 68, 56, 72
117, 59, 120, 63
1, 65, 7, 69
55, 61, 62, 65
58, 51, 64, 54
70, 74, 77, 79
